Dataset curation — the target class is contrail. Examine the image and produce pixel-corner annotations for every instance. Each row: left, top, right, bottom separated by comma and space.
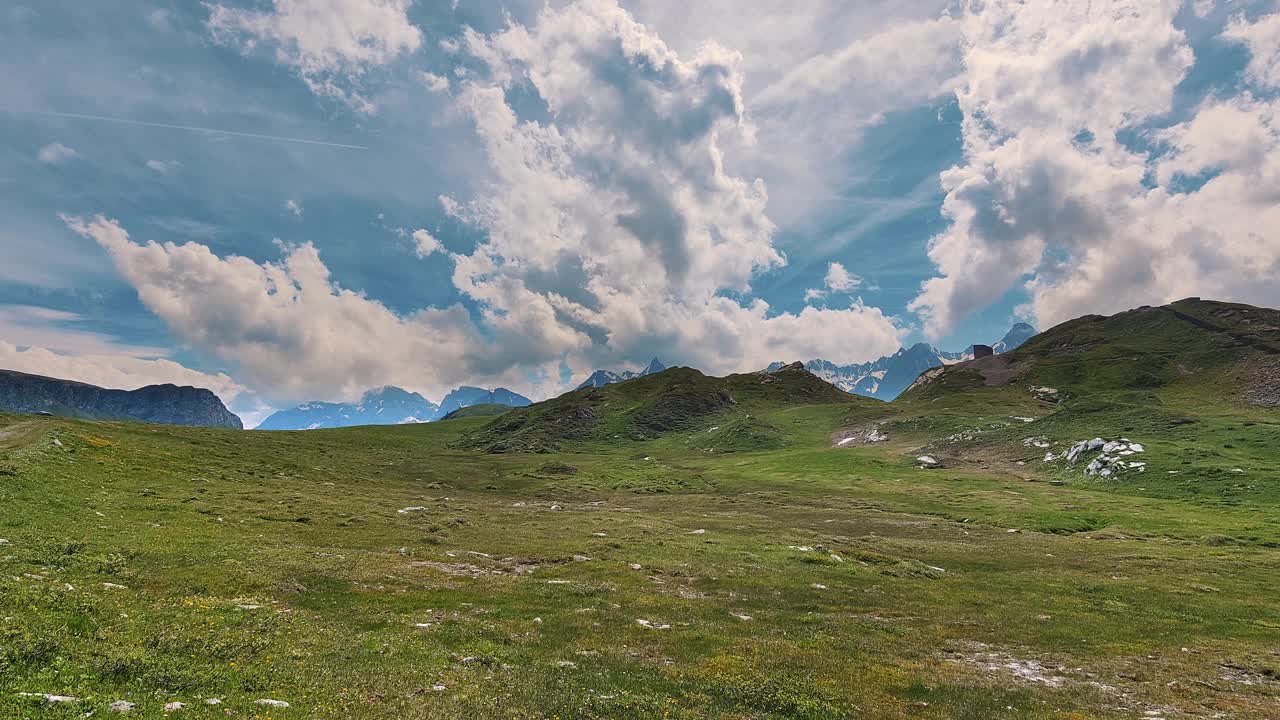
27, 110, 369, 150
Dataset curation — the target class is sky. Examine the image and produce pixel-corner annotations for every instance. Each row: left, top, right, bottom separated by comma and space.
1, 0, 1278, 427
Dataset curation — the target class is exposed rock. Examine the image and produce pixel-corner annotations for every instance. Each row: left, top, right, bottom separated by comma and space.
916, 455, 941, 469
109, 700, 136, 713
398, 506, 428, 514
164, 701, 186, 712
254, 699, 290, 707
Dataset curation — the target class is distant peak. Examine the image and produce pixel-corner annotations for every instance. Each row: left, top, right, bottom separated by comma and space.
643, 357, 666, 374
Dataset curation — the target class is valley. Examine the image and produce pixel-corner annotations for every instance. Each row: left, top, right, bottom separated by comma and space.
1, 299, 1277, 719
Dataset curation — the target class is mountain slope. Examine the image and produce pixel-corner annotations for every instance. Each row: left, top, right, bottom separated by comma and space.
461, 362, 874, 453
577, 357, 667, 389
901, 299, 1280, 404
0, 369, 242, 428
256, 386, 439, 430
770, 324, 1035, 401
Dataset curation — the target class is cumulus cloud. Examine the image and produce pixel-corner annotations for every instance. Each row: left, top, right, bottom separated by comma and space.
37, 142, 78, 164
1223, 8, 1280, 90
206, 0, 423, 114
824, 262, 861, 293
0, 305, 244, 404
0, 341, 246, 403
908, 0, 1280, 336
419, 71, 450, 92
409, 228, 443, 258
445, 0, 902, 374
61, 214, 497, 404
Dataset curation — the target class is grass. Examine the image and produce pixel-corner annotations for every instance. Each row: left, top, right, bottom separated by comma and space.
1, 398, 1278, 719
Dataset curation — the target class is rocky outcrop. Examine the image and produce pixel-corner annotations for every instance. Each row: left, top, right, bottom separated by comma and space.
0, 369, 242, 428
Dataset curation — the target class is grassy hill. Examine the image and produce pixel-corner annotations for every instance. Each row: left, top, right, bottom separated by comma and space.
1, 300, 1278, 719
439, 403, 515, 421
459, 362, 878, 454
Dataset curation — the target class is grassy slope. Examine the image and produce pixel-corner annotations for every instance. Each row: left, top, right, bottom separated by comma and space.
1, 300, 1278, 719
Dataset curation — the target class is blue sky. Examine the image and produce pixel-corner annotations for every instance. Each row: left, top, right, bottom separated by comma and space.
2, 0, 1278, 426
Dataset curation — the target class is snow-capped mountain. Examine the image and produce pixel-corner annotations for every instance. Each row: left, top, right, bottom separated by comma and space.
577, 357, 667, 389
255, 385, 531, 430
993, 322, 1038, 354
769, 324, 1036, 401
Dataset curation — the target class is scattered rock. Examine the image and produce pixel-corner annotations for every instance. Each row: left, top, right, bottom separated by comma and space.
431, 684, 447, 692
572, 554, 591, 562
628, 563, 642, 570
834, 427, 888, 447
1022, 437, 1051, 449
730, 612, 753, 621
103, 582, 128, 590
688, 529, 706, 535
254, 699, 290, 707
398, 506, 427, 514
554, 660, 577, 669
204, 698, 222, 705
635, 618, 671, 630
164, 701, 186, 712
811, 583, 828, 590
109, 700, 136, 713
0, 539, 10, 546
916, 455, 941, 469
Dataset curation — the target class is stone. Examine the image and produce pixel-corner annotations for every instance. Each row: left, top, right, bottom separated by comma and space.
109, 700, 136, 713
164, 701, 186, 712
688, 529, 706, 535
254, 699, 290, 707
397, 506, 427, 514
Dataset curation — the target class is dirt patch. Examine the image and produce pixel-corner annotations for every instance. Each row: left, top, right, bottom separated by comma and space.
943, 642, 1069, 688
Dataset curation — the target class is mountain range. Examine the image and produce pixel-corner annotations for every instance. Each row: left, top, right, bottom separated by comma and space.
254, 385, 532, 431
0, 369, 242, 428
577, 357, 667, 389
768, 322, 1037, 401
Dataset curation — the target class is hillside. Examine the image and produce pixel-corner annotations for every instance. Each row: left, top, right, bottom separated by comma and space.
902, 298, 1279, 405
460, 362, 872, 453
440, 403, 514, 420
0, 369, 241, 429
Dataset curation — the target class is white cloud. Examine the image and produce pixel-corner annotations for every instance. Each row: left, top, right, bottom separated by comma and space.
286, 199, 303, 217
0, 341, 246, 404
61, 214, 498, 404
1223, 8, 1280, 90
445, 0, 903, 374
906, 0, 1280, 336
37, 142, 78, 164
823, 262, 860, 293
409, 228, 443, 257
803, 287, 826, 302
419, 71, 450, 92
622, 2, 961, 226
146, 159, 179, 174
206, 0, 423, 114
